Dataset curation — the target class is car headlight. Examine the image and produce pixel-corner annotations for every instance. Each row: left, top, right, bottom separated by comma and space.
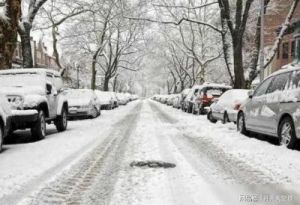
7, 95, 24, 109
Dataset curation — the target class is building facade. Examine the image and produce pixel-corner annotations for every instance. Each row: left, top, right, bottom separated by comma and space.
12, 38, 58, 70
264, 0, 300, 76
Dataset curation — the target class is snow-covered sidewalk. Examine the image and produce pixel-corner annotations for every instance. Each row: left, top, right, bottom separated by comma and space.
0, 101, 140, 204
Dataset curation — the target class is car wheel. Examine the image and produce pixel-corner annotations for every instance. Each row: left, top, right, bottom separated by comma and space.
222, 112, 229, 124
91, 107, 98, 118
55, 107, 68, 132
237, 112, 248, 135
207, 111, 217, 123
278, 117, 297, 149
0, 124, 3, 153
31, 110, 46, 141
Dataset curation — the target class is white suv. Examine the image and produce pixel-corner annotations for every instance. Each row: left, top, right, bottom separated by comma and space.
0, 69, 69, 141
0, 93, 12, 152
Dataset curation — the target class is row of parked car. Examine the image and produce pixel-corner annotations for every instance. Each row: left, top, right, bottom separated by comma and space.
0, 68, 138, 152
153, 64, 300, 149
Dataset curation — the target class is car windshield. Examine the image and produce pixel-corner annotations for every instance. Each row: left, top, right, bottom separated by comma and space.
0, 72, 44, 87
64, 90, 93, 99
206, 88, 227, 97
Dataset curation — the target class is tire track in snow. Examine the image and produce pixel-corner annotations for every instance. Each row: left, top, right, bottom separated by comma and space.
21, 102, 142, 205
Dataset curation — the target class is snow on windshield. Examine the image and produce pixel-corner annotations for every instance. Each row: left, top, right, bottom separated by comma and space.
63, 90, 93, 99
0, 72, 44, 87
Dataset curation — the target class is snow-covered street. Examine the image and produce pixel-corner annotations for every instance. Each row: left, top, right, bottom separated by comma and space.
1, 99, 300, 204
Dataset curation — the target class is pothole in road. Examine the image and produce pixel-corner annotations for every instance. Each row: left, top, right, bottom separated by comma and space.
130, 160, 176, 169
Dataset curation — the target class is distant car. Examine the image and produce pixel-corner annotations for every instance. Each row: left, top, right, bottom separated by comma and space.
172, 94, 182, 109
63, 89, 101, 118
106, 92, 118, 108
117, 93, 129, 105
0, 93, 12, 152
237, 64, 300, 149
0, 69, 68, 141
184, 83, 231, 114
180, 88, 191, 111
207, 89, 249, 124
95, 90, 114, 110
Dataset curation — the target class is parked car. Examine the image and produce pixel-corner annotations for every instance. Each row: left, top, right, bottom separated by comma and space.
237, 65, 300, 148
181, 88, 191, 111
0, 93, 12, 152
106, 92, 119, 108
117, 93, 129, 106
207, 89, 249, 123
95, 90, 114, 110
184, 83, 231, 114
172, 94, 182, 109
0, 68, 68, 141
63, 89, 101, 118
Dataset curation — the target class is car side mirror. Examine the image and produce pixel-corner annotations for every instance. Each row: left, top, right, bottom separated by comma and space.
46, 83, 52, 95
248, 90, 254, 99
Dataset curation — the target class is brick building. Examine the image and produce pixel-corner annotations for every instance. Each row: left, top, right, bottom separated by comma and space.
264, 0, 300, 76
12, 38, 58, 70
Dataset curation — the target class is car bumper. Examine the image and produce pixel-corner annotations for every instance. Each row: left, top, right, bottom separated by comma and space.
68, 107, 92, 117
10, 110, 39, 130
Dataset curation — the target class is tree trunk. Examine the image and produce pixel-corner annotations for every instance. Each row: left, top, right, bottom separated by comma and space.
103, 77, 110, 91
233, 37, 245, 88
52, 26, 62, 68
0, 0, 22, 69
19, 23, 33, 68
91, 59, 97, 90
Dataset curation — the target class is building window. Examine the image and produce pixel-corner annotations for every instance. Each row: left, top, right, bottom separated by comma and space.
291, 41, 295, 58
282, 42, 289, 59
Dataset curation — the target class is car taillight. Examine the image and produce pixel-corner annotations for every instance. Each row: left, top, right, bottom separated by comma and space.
234, 103, 241, 110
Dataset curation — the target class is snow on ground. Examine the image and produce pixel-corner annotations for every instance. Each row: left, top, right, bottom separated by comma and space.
0, 101, 140, 203
150, 99, 300, 183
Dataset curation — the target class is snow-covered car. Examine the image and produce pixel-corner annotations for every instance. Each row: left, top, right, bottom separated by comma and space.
207, 89, 249, 124
184, 83, 231, 114
107, 92, 118, 108
95, 90, 114, 110
0, 69, 68, 141
172, 94, 182, 109
237, 64, 300, 149
117, 93, 129, 105
0, 93, 12, 152
180, 88, 190, 110
63, 89, 101, 118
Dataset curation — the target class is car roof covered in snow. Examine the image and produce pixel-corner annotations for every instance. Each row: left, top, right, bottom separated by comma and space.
0, 68, 61, 76
192, 83, 232, 90
268, 63, 300, 78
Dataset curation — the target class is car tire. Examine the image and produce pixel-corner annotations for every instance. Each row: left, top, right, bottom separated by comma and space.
278, 117, 297, 149
55, 107, 68, 132
31, 110, 46, 141
90, 107, 98, 118
0, 124, 3, 153
237, 112, 248, 135
222, 112, 229, 124
207, 111, 217, 123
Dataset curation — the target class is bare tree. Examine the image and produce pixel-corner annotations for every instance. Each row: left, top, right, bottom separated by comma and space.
18, 0, 48, 68
0, 0, 22, 69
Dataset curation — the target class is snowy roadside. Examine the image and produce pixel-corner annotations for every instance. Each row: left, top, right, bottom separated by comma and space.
149, 99, 300, 184
0, 100, 140, 203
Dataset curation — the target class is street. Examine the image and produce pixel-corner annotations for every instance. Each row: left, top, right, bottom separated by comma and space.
0, 100, 300, 205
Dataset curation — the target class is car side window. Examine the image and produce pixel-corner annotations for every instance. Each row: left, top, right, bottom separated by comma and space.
290, 70, 300, 89
253, 77, 273, 97
266, 72, 290, 94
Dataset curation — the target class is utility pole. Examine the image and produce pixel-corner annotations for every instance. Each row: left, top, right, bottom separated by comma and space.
259, 0, 265, 82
